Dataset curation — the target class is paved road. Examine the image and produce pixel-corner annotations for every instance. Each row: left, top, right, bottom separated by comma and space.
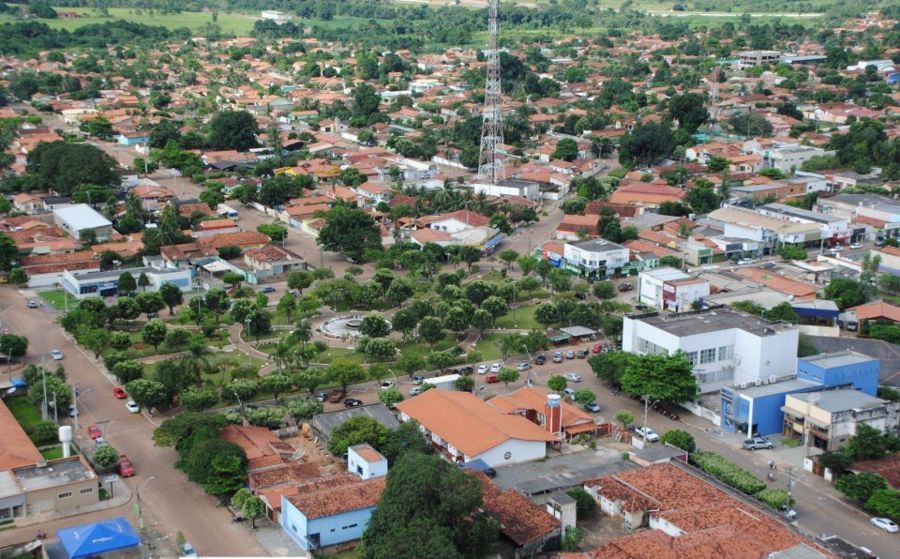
0, 287, 266, 557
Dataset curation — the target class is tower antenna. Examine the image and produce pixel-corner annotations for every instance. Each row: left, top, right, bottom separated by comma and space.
477, 0, 504, 184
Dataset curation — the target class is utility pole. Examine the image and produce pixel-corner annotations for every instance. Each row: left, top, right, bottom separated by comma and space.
477, 0, 505, 185
41, 357, 48, 421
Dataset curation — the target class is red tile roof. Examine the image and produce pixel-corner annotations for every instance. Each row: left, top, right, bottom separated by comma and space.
0, 399, 44, 471
284, 475, 385, 519
848, 300, 900, 323
476, 472, 560, 546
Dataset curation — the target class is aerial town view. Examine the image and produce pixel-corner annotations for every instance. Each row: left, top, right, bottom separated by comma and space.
0, 0, 900, 558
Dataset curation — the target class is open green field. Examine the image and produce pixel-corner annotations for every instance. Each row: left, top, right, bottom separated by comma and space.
494, 304, 540, 330
39, 290, 70, 311
0, 6, 257, 34
41, 446, 63, 459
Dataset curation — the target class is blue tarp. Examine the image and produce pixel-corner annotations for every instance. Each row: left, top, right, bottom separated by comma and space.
57, 517, 141, 559
10, 378, 27, 387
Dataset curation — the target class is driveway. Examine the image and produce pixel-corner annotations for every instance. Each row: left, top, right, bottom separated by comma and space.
0, 287, 266, 557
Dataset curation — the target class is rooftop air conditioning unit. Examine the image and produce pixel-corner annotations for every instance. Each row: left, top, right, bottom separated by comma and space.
755, 379, 763, 386
769, 375, 777, 383
740, 383, 748, 389
763, 379, 770, 385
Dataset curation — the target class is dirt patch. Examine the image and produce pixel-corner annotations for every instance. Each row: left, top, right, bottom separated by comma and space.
283, 429, 343, 475
576, 512, 639, 551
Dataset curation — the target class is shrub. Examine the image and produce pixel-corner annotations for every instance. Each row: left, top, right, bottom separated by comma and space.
565, 487, 596, 518
246, 407, 285, 428
691, 451, 766, 495
755, 488, 793, 510
27, 420, 59, 445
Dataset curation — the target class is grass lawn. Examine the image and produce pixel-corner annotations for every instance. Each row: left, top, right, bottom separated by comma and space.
39, 290, 71, 311
7, 396, 43, 430
471, 334, 504, 362
41, 446, 63, 460
142, 351, 267, 382
494, 304, 541, 330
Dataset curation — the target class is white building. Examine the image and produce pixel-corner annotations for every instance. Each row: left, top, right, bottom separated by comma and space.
743, 140, 834, 174
783, 390, 893, 451
638, 267, 710, 312
622, 307, 799, 393
470, 179, 540, 201
52, 204, 114, 241
347, 444, 388, 480
260, 10, 292, 23
563, 238, 630, 279
61, 266, 193, 299
707, 206, 819, 250
756, 203, 850, 245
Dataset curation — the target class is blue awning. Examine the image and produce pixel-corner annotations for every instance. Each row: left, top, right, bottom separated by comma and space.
57, 517, 141, 559
484, 234, 505, 251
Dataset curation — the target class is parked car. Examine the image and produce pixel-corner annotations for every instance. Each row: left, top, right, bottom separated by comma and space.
576, 349, 587, 359
737, 258, 755, 265
517, 362, 531, 371
565, 350, 575, 359
459, 366, 474, 375
344, 398, 363, 408
635, 426, 659, 442
591, 343, 603, 354
125, 400, 140, 414
618, 283, 634, 292
742, 437, 773, 450
117, 455, 135, 477
563, 387, 576, 397
743, 437, 773, 450
50, 349, 64, 360
552, 351, 563, 363
379, 381, 395, 390
564, 373, 582, 382
409, 386, 423, 396
584, 402, 601, 413
328, 389, 345, 403
182, 543, 198, 557
68, 405, 78, 418
832, 244, 844, 252
534, 354, 546, 365
113, 387, 127, 399
260, 286, 276, 294
489, 363, 501, 373
477, 364, 488, 374
27, 300, 39, 309
485, 373, 499, 384
412, 375, 425, 385
87, 425, 102, 439
849, 242, 863, 250
315, 392, 327, 402
870, 517, 898, 533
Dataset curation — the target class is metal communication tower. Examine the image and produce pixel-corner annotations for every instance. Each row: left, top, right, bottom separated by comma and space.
477, 0, 504, 184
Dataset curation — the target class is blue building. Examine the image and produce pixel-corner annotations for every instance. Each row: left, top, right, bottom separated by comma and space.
280, 475, 385, 551
797, 351, 879, 396
721, 350, 880, 436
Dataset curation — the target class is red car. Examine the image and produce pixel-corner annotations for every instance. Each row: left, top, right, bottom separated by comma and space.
591, 343, 603, 354
87, 425, 102, 440
486, 373, 499, 384
113, 387, 127, 399
117, 455, 135, 477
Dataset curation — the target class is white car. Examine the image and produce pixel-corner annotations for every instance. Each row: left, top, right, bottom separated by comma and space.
564, 373, 582, 382
737, 258, 755, 265
849, 243, 863, 250
125, 400, 140, 414
635, 426, 659, 442
489, 363, 501, 373
379, 381, 395, 390
831, 245, 844, 252
870, 517, 898, 533
50, 349, 64, 360
477, 364, 488, 374
409, 386, 423, 396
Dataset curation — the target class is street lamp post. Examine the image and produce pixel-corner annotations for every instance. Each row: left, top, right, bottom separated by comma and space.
136, 476, 156, 530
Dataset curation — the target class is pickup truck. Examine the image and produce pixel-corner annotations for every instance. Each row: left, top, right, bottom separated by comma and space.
328, 389, 346, 403
742, 437, 773, 450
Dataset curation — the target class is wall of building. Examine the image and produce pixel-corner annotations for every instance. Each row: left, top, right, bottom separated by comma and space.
797, 359, 879, 396
25, 477, 97, 515
472, 439, 546, 468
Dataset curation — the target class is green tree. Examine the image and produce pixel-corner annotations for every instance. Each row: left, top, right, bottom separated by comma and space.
552, 138, 579, 161
547, 375, 567, 393
202, 447, 248, 496
668, 92, 708, 133
117, 272, 136, 295
497, 367, 520, 386
621, 353, 698, 403
592, 281, 616, 299
287, 271, 312, 293
418, 316, 445, 346
329, 359, 367, 392
845, 423, 889, 461
257, 222, 287, 242
779, 245, 807, 261
142, 319, 168, 351
180, 387, 219, 411
361, 453, 498, 559
836, 472, 888, 504
208, 110, 259, 151
285, 397, 323, 421
454, 375, 475, 392
223, 380, 258, 415
661, 429, 696, 453
26, 141, 119, 194
8, 267, 28, 286
159, 283, 183, 315
112, 360, 143, 385
260, 373, 293, 403
379, 387, 404, 409
0, 333, 28, 358
136, 292, 166, 316
245, 308, 273, 341
318, 204, 382, 261
92, 445, 120, 471
328, 416, 390, 456
0, 233, 17, 272
619, 122, 676, 167
352, 83, 381, 117
360, 314, 391, 338
866, 488, 900, 519
615, 410, 634, 428
824, 278, 867, 310
427, 351, 456, 374
125, 379, 169, 410
573, 388, 596, 408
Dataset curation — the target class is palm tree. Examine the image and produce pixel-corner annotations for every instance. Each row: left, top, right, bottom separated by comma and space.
272, 335, 295, 371
183, 336, 212, 385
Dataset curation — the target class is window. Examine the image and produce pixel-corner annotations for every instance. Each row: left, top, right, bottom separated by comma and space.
685, 352, 698, 366
700, 348, 717, 364
637, 337, 667, 356
718, 346, 733, 361
80, 487, 93, 495
58, 492, 72, 499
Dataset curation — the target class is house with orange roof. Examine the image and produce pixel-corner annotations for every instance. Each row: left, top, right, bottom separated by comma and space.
608, 181, 686, 207
734, 267, 818, 300
241, 245, 306, 282
395, 389, 557, 467
132, 183, 175, 211
488, 386, 598, 438
556, 214, 600, 240
847, 300, 900, 324
191, 218, 241, 238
